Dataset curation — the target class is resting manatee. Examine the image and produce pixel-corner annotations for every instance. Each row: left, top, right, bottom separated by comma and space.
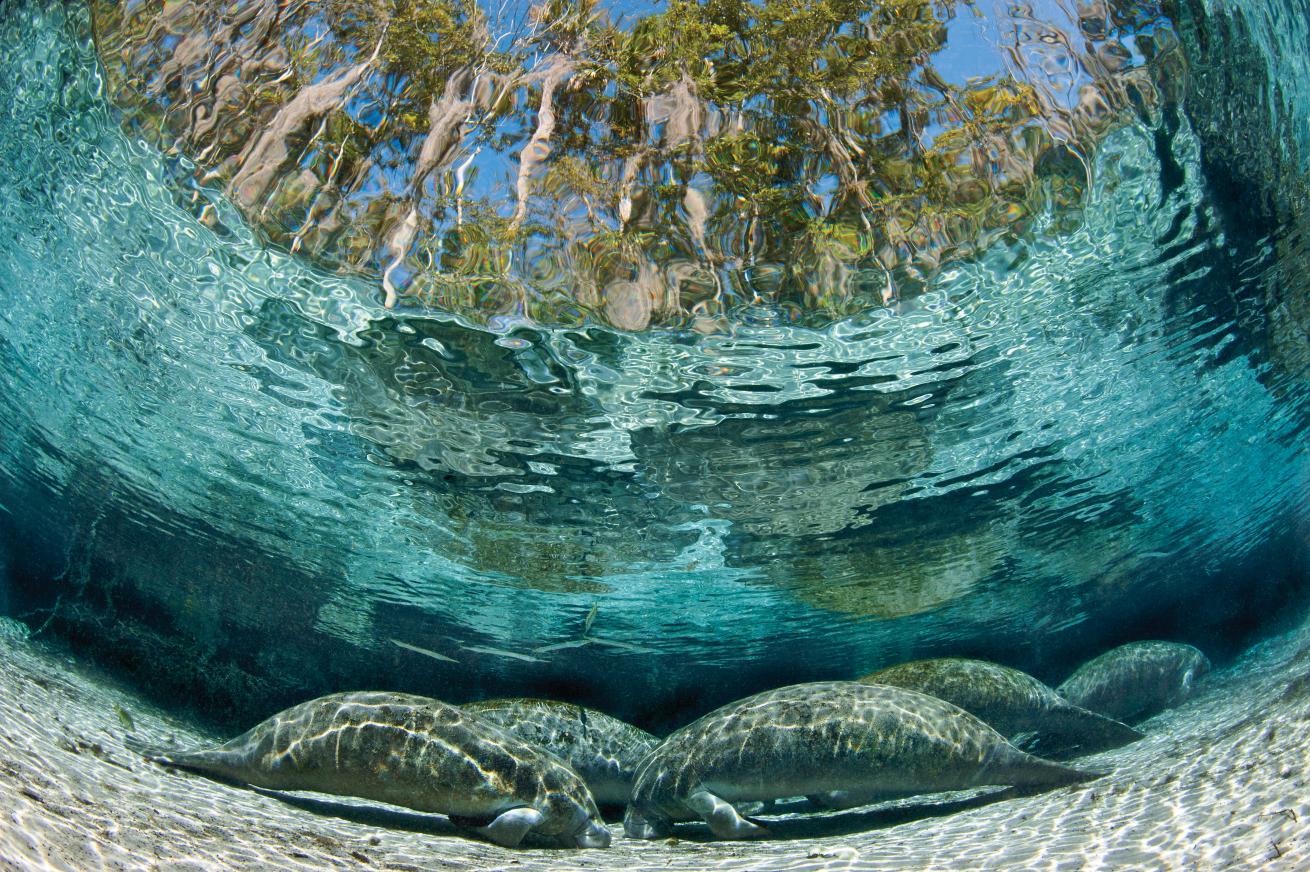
624, 681, 1103, 840
464, 698, 657, 807
140, 691, 611, 849
860, 658, 1142, 754
1058, 641, 1211, 723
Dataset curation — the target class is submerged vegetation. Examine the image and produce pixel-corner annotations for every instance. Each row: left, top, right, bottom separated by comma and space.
90, 0, 1178, 328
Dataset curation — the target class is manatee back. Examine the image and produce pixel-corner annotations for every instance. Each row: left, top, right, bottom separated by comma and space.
466, 698, 658, 804
631, 682, 1023, 812
144, 691, 437, 791
151, 691, 599, 829
860, 658, 1061, 737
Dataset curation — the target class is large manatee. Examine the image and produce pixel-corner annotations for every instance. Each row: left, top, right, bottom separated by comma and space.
1058, 641, 1211, 723
624, 681, 1103, 840
860, 658, 1142, 754
140, 691, 611, 848
464, 698, 657, 807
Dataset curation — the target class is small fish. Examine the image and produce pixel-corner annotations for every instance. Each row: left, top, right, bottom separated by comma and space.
533, 639, 594, 654
113, 704, 136, 733
582, 602, 599, 636
389, 638, 460, 664
587, 637, 658, 654
462, 645, 546, 663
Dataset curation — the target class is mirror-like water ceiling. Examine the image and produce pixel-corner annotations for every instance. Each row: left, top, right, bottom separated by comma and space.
1, 0, 1310, 866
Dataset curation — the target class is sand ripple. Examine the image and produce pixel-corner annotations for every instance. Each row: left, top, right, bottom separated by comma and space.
1, 617, 1308, 870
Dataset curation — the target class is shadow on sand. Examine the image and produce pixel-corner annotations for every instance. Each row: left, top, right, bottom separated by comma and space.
253, 783, 1040, 845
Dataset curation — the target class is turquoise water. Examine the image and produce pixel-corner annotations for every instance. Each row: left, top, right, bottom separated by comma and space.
0, 0, 1308, 745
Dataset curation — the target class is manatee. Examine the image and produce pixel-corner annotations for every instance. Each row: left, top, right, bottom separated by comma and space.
464, 698, 658, 807
624, 681, 1103, 840
1057, 641, 1211, 723
859, 658, 1142, 755
140, 691, 611, 849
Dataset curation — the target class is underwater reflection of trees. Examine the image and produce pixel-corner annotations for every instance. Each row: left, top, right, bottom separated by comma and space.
90, 0, 1178, 327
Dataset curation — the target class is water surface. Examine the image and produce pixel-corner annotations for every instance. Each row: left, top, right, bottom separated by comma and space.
0, 0, 1308, 731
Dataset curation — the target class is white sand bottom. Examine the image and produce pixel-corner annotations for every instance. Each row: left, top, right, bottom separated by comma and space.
2, 616, 1308, 871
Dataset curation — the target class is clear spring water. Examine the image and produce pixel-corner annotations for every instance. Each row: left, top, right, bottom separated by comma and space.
0, 0, 1308, 748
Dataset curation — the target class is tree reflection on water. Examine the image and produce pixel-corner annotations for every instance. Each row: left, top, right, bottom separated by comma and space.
91, 0, 1178, 328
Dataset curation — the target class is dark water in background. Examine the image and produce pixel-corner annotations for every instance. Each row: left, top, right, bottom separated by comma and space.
0, 0, 1308, 734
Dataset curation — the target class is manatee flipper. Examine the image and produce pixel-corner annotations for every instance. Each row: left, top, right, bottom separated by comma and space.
474, 807, 544, 847
687, 789, 769, 840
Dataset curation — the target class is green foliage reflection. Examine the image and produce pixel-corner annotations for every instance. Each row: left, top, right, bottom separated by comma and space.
91, 0, 1178, 327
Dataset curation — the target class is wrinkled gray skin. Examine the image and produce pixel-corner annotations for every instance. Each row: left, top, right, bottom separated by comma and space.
624, 681, 1103, 841
465, 698, 658, 807
1058, 641, 1212, 723
142, 691, 611, 849
861, 658, 1143, 755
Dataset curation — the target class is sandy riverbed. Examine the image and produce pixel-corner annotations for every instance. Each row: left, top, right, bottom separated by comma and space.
1, 616, 1307, 871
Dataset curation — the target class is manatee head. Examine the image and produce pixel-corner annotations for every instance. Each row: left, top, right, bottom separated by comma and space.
623, 804, 673, 840
570, 810, 613, 848
539, 769, 611, 848
1180, 649, 1213, 696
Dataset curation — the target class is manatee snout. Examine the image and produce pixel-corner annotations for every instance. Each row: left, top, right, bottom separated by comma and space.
624, 806, 672, 840
573, 818, 613, 848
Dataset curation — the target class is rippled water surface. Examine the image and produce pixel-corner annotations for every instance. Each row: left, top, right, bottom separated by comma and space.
1, 0, 1309, 729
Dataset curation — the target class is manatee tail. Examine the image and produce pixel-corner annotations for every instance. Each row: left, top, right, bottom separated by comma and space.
124, 736, 178, 763
1045, 705, 1145, 754
127, 737, 252, 784
987, 744, 1106, 790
